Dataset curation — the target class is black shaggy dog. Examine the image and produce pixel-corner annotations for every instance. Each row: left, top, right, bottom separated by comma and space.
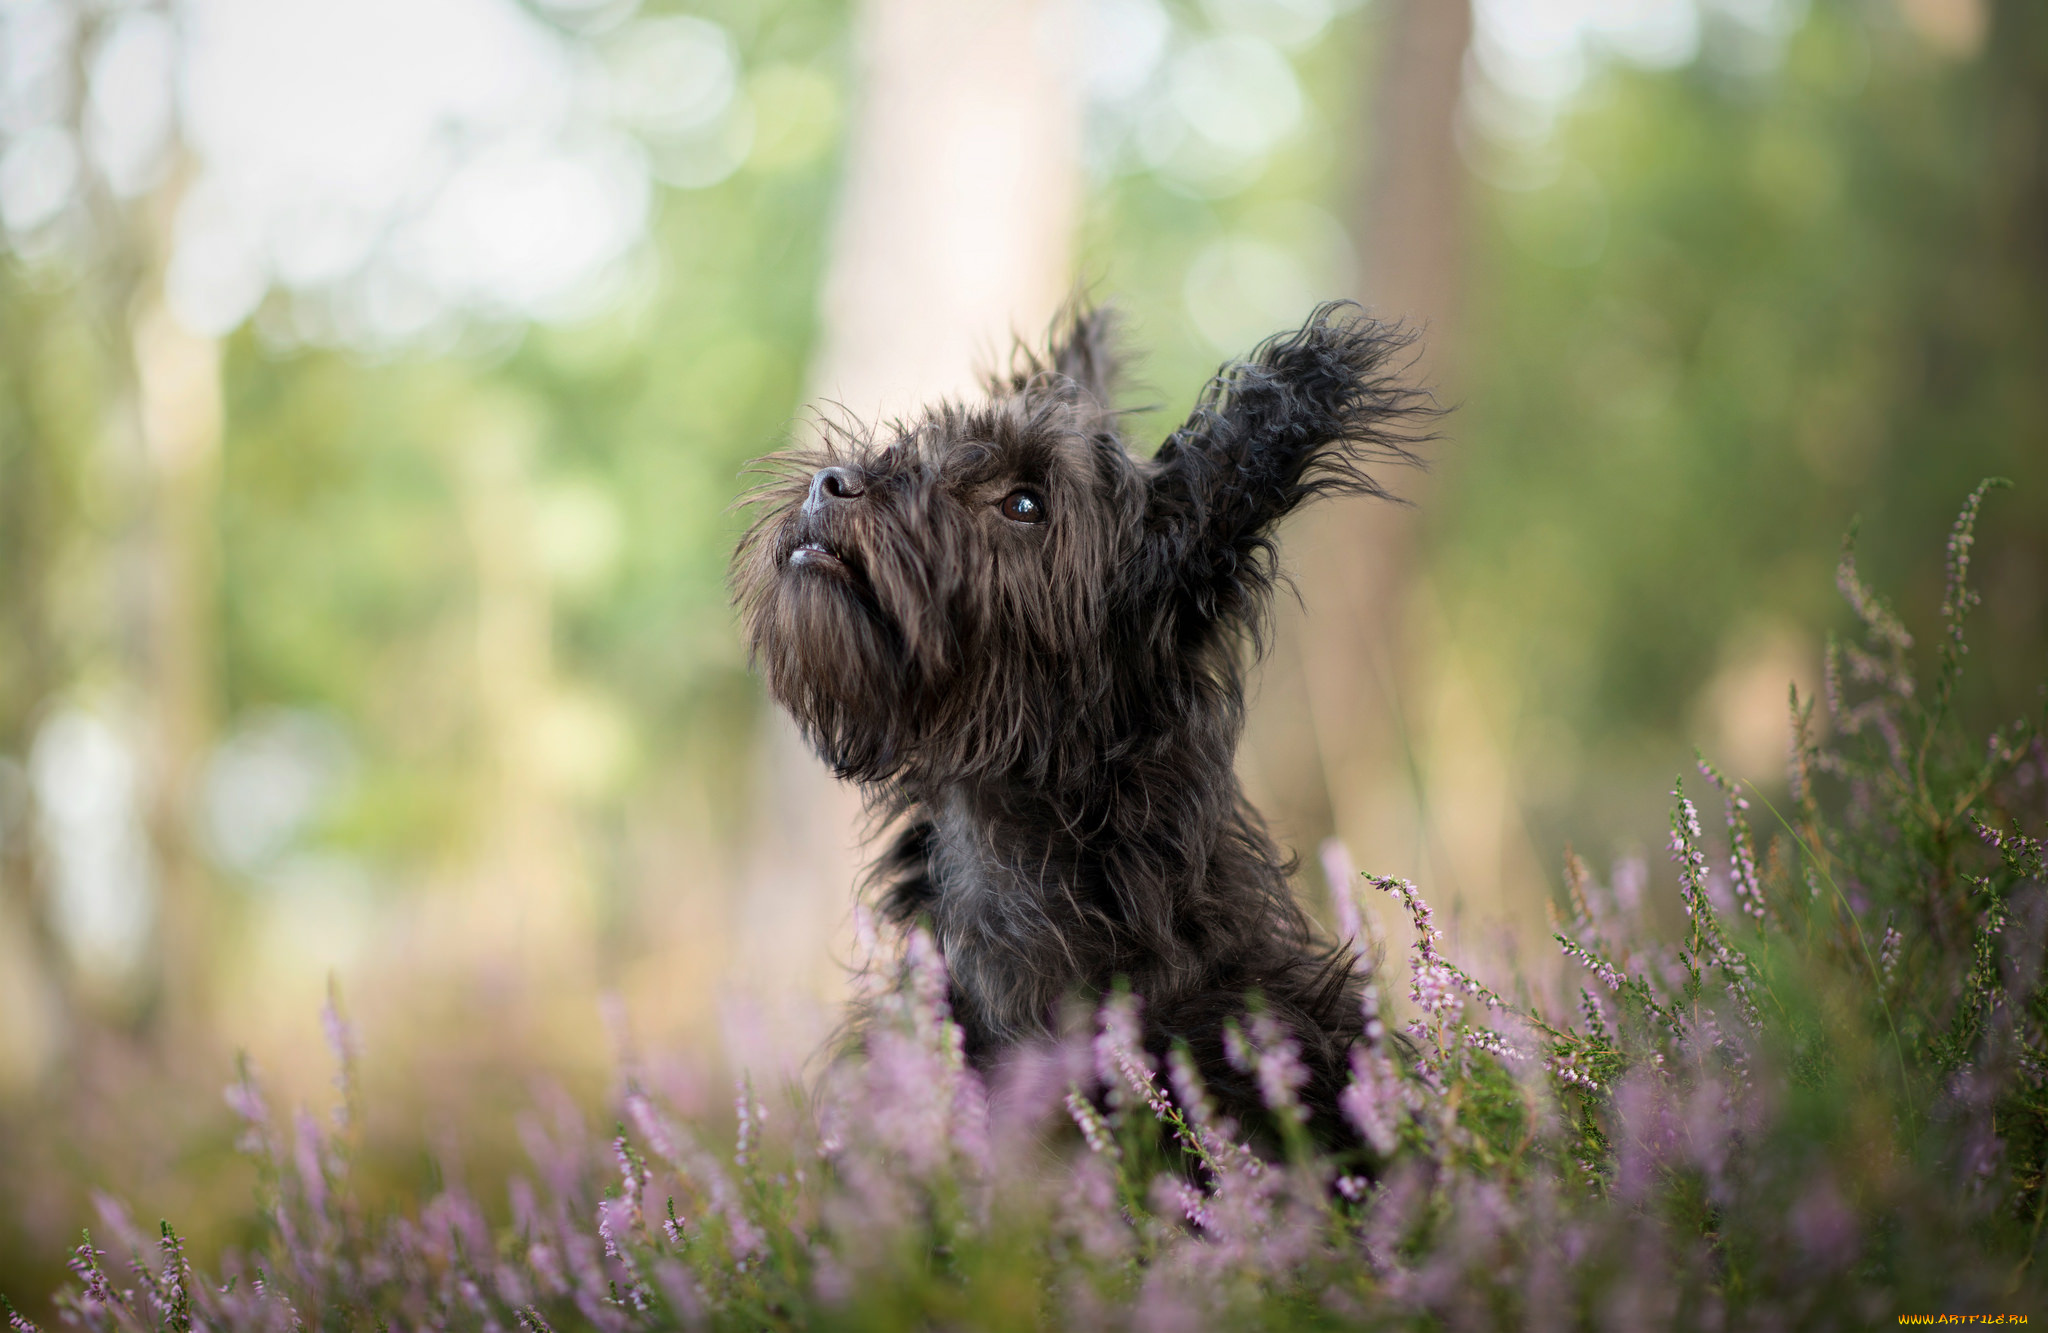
733, 302, 1431, 1142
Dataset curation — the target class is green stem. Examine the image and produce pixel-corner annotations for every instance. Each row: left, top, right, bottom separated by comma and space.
1745, 780, 1915, 1113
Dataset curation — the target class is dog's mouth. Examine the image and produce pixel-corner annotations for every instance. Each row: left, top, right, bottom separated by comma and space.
790, 541, 840, 569
786, 536, 869, 590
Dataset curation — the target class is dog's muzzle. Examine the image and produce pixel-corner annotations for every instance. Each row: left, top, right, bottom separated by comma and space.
789, 466, 871, 584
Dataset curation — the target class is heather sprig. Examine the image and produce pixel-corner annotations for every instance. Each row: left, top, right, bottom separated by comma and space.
1698, 756, 1770, 927
1976, 813, 2046, 881
1340, 1044, 1405, 1157
1064, 1089, 1120, 1160
1932, 478, 2011, 720
152, 1222, 192, 1333
1088, 991, 1254, 1185
1372, 873, 1526, 1037
63, 1231, 119, 1312
1, 1296, 38, 1333
1668, 779, 1762, 1031
1835, 520, 1913, 670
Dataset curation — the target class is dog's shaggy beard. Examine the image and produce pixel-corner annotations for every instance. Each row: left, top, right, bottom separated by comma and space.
732, 457, 937, 783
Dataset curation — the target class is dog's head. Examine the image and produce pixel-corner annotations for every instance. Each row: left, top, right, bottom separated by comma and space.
732, 303, 1430, 790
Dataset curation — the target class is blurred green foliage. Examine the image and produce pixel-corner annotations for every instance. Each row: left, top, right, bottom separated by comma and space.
5, 2, 2041, 897
207, 4, 849, 873
1444, 0, 2047, 856
0, 265, 110, 754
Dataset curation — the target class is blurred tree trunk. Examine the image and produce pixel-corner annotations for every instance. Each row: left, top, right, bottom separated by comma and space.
0, 278, 77, 1090
1255, 0, 1561, 969
736, 0, 1081, 1035
59, 9, 220, 1044
1245, 0, 1479, 943
131, 200, 224, 1045
453, 391, 599, 1005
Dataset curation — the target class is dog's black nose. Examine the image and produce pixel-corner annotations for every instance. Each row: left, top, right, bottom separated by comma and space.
805, 466, 865, 513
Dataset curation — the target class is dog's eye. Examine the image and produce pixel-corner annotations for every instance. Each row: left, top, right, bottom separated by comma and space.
998, 489, 1046, 524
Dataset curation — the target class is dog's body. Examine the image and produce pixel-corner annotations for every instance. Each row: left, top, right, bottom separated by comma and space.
733, 304, 1429, 1139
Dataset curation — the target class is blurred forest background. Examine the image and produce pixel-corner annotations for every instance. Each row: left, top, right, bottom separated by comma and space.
1, 0, 2043, 1302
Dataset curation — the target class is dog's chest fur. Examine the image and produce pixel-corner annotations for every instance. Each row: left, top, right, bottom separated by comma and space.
918, 788, 1108, 1048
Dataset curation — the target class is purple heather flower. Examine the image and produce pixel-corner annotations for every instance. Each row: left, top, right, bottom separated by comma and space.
1460, 1025, 1526, 1064
1698, 758, 1769, 925
1611, 1073, 1678, 1205
1556, 934, 1627, 995
860, 1027, 965, 1178
1975, 814, 2048, 874
733, 1080, 766, 1169
949, 1063, 995, 1184
295, 1107, 336, 1220
1341, 1048, 1403, 1155
1837, 543, 1913, 655
1371, 875, 1523, 1043
1164, 1044, 1256, 1175
1320, 838, 1366, 956
89, 1193, 145, 1264
1131, 1274, 1203, 1333
623, 1093, 680, 1169
1578, 986, 1609, 1034
223, 1070, 271, 1159
809, 1245, 854, 1306
1149, 1172, 1213, 1230
901, 926, 950, 1027
1941, 481, 1995, 647
1670, 792, 1709, 917
1412, 960, 1457, 1017
1162, 1045, 1219, 1137
1546, 1050, 1603, 1093
1247, 1014, 1310, 1125
610, 1135, 649, 1227
1093, 992, 1152, 1099
1789, 1176, 1858, 1270
147, 1223, 191, 1329
1612, 856, 1646, 916
989, 1037, 1091, 1162
1669, 782, 1761, 1028
1222, 1019, 1254, 1074
594, 1198, 650, 1310
66, 1233, 118, 1311
493, 1258, 532, 1309
1065, 1088, 1119, 1158
1058, 1154, 1131, 1261
623, 1093, 761, 1260
1359, 980, 1386, 1045
1374, 875, 1442, 964
320, 993, 358, 1113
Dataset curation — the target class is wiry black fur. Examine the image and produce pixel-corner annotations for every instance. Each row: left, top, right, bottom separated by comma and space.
732, 302, 1432, 1144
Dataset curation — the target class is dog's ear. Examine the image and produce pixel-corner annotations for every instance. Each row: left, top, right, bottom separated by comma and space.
990, 303, 1123, 411
1143, 304, 1434, 643
1044, 303, 1121, 408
